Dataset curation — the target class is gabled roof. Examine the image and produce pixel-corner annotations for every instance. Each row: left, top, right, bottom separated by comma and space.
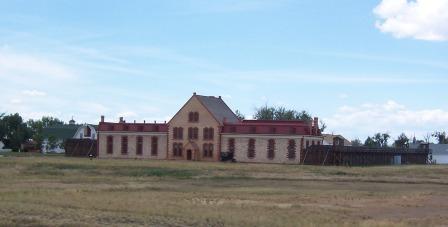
195, 95, 240, 124
42, 125, 80, 140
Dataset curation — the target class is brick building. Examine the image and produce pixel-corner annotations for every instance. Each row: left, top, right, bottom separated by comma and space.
97, 93, 323, 164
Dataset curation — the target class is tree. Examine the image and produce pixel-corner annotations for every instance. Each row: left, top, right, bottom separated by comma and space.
351, 138, 362, 146
253, 105, 313, 121
319, 120, 327, 133
394, 133, 409, 148
27, 116, 64, 149
432, 131, 448, 144
364, 136, 377, 148
0, 113, 32, 151
234, 110, 245, 120
364, 133, 390, 148
373, 133, 390, 148
253, 105, 275, 120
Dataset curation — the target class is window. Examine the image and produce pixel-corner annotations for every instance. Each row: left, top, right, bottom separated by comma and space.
228, 138, 235, 153
188, 127, 198, 140
203, 143, 214, 158
194, 112, 199, 122
174, 127, 184, 139
121, 136, 128, 154
203, 127, 214, 140
151, 137, 158, 156
267, 139, 275, 160
248, 139, 255, 159
189, 112, 199, 122
84, 126, 91, 138
173, 143, 183, 157
209, 143, 214, 158
287, 140, 296, 160
136, 136, 143, 155
107, 136, 113, 154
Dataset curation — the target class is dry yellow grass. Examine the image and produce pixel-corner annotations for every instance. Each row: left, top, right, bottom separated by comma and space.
1, 153, 448, 226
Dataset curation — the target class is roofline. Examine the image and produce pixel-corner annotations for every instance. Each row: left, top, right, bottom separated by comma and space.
195, 95, 228, 125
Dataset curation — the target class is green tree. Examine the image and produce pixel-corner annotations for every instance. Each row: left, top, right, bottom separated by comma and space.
27, 116, 64, 149
364, 136, 377, 148
0, 113, 32, 151
394, 133, 409, 148
432, 131, 448, 144
351, 138, 362, 146
254, 106, 313, 121
234, 110, 245, 120
253, 105, 276, 120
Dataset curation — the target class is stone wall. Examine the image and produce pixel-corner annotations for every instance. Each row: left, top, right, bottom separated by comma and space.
98, 132, 167, 159
221, 134, 323, 164
168, 96, 220, 161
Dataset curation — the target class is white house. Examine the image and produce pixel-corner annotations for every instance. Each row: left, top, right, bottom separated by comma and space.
42, 121, 97, 153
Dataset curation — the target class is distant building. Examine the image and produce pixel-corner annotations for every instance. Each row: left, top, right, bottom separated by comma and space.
322, 134, 352, 146
97, 93, 323, 164
410, 143, 448, 164
42, 120, 97, 153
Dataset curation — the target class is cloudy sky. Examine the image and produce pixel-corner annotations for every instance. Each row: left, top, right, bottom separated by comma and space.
1, 0, 447, 141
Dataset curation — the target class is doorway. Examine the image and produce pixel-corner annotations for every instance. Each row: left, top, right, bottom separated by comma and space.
187, 149, 192, 160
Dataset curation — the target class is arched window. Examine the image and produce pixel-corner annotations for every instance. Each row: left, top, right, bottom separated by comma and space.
136, 136, 143, 155
248, 139, 255, 159
267, 139, 275, 160
203, 128, 209, 140
287, 139, 296, 160
194, 112, 199, 122
189, 112, 199, 122
193, 127, 198, 139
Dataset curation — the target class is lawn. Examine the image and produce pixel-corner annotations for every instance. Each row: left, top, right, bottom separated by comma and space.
1, 153, 448, 226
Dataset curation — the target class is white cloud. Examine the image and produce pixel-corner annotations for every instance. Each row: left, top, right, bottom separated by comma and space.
22, 90, 46, 97
374, 0, 448, 41
0, 49, 75, 85
324, 100, 448, 141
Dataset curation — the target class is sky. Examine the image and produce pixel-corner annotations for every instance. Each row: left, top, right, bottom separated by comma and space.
0, 0, 447, 142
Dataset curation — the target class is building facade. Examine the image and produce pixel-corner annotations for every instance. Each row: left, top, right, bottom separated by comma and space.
97, 93, 323, 164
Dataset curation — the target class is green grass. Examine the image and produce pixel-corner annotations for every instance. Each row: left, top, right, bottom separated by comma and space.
0, 155, 448, 226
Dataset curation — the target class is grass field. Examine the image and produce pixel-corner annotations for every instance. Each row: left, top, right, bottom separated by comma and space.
1, 153, 448, 226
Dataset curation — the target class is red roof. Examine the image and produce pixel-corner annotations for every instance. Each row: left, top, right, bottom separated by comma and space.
98, 122, 168, 133
222, 120, 320, 136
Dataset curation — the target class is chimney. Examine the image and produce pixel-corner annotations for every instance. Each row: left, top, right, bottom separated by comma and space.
119, 117, 124, 123
219, 96, 222, 99
143, 120, 146, 123
314, 117, 318, 127
100, 115, 104, 123
193, 92, 197, 96
134, 120, 136, 123
154, 120, 156, 123
164, 121, 166, 123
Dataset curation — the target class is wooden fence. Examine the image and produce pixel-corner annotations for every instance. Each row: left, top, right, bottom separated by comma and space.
301, 145, 429, 166
64, 139, 97, 157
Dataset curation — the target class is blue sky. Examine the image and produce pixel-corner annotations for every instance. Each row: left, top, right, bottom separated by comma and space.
1, 0, 447, 141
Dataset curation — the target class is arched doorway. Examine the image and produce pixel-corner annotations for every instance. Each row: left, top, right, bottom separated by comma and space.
183, 142, 200, 161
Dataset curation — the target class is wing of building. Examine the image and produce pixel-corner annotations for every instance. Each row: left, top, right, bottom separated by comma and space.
97, 93, 323, 164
